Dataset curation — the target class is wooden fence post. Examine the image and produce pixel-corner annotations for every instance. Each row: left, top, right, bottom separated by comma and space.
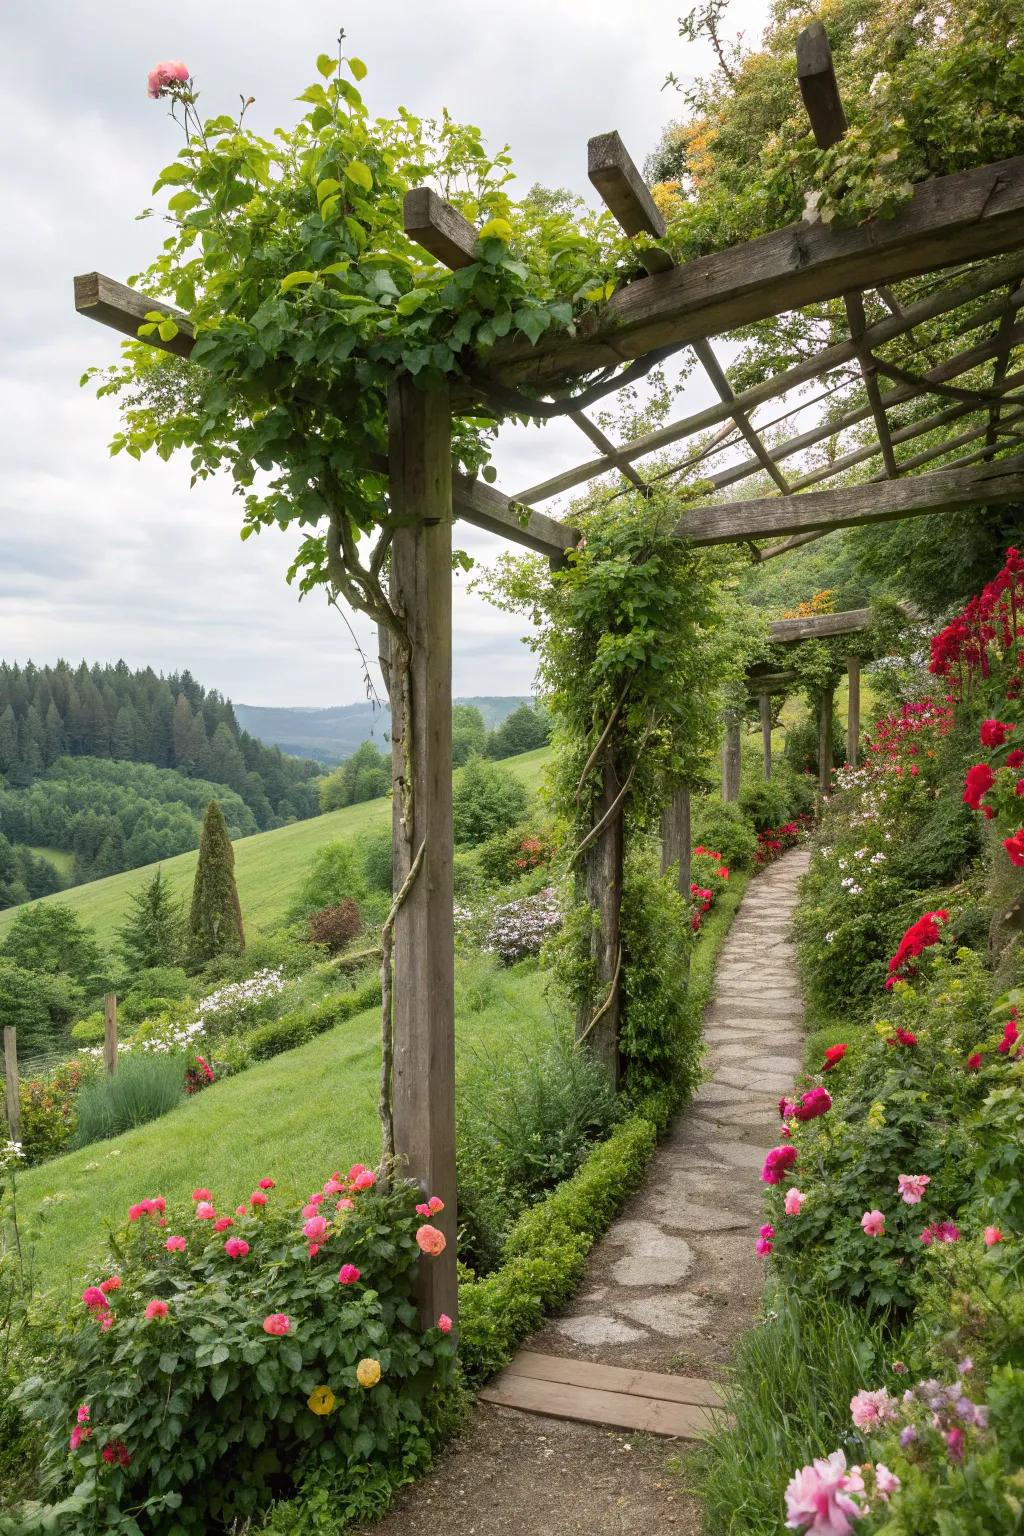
103, 994, 118, 1077
387, 374, 458, 1329
759, 692, 773, 779
817, 687, 835, 797
661, 785, 692, 898
579, 761, 624, 1085
3, 1027, 19, 1144
722, 710, 741, 802
847, 655, 861, 767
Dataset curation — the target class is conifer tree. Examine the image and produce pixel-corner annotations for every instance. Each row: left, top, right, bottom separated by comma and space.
117, 866, 185, 971
188, 800, 245, 965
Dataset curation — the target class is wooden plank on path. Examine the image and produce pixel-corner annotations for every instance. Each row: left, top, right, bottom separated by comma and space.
504, 1350, 724, 1408
481, 1369, 720, 1440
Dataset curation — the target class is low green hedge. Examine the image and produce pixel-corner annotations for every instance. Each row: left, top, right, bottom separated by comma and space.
245, 974, 382, 1062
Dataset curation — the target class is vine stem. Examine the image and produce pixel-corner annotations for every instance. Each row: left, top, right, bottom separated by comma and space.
378, 838, 426, 1183
575, 674, 635, 805
569, 716, 658, 868
576, 944, 623, 1046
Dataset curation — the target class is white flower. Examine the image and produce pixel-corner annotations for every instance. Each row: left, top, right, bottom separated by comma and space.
871, 852, 887, 865
854, 848, 868, 860
825, 932, 836, 944
803, 188, 823, 225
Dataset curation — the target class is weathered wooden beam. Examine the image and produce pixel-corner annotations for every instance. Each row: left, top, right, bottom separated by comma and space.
722, 711, 741, 803
985, 291, 1021, 457
660, 785, 692, 898
74, 272, 194, 358
847, 656, 861, 768
865, 400, 1024, 483
451, 473, 579, 557
759, 692, 773, 779
691, 337, 791, 493
511, 253, 1024, 503
580, 761, 624, 1084
769, 608, 872, 643
675, 457, 1024, 545
588, 131, 673, 275
387, 375, 458, 1329
3, 1027, 19, 1143
745, 668, 798, 693
817, 688, 835, 797
403, 188, 477, 270
845, 289, 899, 477
796, 21, 848, 149
757, 530, 830, 562
486, 155, 1024, 388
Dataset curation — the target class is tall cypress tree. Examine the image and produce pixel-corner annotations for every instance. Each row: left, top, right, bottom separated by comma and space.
188, 800, 245, 965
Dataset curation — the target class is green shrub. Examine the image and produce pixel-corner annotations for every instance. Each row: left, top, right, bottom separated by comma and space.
118, 966, 191, 1026
691, 796, 759, 869
899, 792, 982, 888
18, 1058, 96, 1164
783, 712, 845, 775
9, 1179, 455, 1533
244, 976, 382, 1063
70, 1014, 105, 1045
71, 1052, 186, 1145
619, 846, 700, 1098
452, 756, 529, 846
288, 841, 367, 922
360, 828, 394, 895
476, 823, 556, 884
739, 776, 792, 833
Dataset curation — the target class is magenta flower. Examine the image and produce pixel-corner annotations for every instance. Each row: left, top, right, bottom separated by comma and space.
195, 1201, 216, 1221
897, 1173, 930, 1205
438, 1313, 453, 1335
164, 1235, 187, 1253
793, 1086, 832, 1122
861, 1210, 886, 1237
144, 1299, 169, 1321
337, 1264, 361, 1286
984, 1226, 1004, 1246
920, 1220, 960, 1245
761, 1145, 798, 1185
224, 1237, 250, 1259
303, 1215, 328, 1241
262, 1313, 291, 1336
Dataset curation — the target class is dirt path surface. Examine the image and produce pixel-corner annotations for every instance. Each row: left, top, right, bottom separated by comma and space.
360, 848, 811, 1536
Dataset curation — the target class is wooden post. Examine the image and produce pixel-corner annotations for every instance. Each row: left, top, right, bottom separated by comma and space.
817, 688, 835, 797
579, 760, 624, 1085
722, 710, 741, 802
759, 692, 773, 779
3, 1027, 19, 1144
847, 656, 861, 767
103, 994, 118, 1077
661, 785, 692, 898
387, 374, 458, 1329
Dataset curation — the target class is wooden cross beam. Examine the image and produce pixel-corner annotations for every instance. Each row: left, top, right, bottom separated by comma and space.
768, 608, 872, 643
484, 153, 1024, 389
73, 272, 578, 562
674, 457, 1024, 545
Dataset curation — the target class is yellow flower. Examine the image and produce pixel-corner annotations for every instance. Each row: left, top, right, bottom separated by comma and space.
307, 1384, 336, 1416
356, 1358, 382, 1389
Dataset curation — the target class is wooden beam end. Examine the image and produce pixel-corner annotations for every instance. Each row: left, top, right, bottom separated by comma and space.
587, 129, 666, 241
403, 187, 477, 270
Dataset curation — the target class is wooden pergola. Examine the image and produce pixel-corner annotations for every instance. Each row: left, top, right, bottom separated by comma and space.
73, 25, 1024, 1326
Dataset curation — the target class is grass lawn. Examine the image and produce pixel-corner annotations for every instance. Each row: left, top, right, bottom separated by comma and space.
25, 846, 76, 882
14, 958, 564, 1297
0, 748, 551, 951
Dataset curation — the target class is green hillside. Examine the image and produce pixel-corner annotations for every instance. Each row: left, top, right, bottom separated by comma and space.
16, 961, 559, 1294
0, 748, 551, 950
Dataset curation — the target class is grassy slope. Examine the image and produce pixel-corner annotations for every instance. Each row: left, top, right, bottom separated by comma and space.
16, 960, 563, 1295
26, 847, 76, 881
0, 748, 551, 950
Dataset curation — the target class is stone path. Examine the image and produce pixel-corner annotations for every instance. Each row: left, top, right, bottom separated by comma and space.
361, 847, 811, 1536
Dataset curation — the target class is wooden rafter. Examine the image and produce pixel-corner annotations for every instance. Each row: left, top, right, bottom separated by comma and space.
768, 608, 872, 643
674, 457, 1024, 546
511, 253, 1024, 504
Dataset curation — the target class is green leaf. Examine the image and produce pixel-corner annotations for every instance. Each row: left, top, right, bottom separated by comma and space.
348, 57, 368, 81
157, 319, 180, 342
344, 160, 373, 193
210, 1369, 229, 1402
153, 163, 192, 189
478, 217, 513, 243
319, 195, 340, 222
167, 189, 201, 213
316, 177, 341, 205
136, 323, 157, 338
279, 270, 317, 293
514, 307, 550, 345
321, 261, 350, 277
396, 287, 430, 315
296, 84, 330, 107
316, 53, 338, 79
482, 465, 497, 484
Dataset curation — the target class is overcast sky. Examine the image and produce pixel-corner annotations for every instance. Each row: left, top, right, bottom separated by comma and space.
1, 0, 771, 708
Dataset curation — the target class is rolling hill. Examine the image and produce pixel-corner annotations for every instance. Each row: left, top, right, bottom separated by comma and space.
235, 695, 533, 763
0, 747, 551, 950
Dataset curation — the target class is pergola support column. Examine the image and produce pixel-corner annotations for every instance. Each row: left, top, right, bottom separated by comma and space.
847, 656, 861, 768
816, 687, 835, 798
579, 761, 624, 1085
661, 785, 692, 898
759, 692, 773, 779
387, 376, 458, 1329
722, 711, 741, 802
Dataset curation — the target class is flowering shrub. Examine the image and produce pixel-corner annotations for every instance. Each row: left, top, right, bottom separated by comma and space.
482, 888, 561, 964
12, 1168, 454, 1532
16, 1058, 98, 1165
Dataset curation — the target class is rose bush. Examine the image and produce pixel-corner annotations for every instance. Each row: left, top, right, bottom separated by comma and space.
8, 1168, 454, 1534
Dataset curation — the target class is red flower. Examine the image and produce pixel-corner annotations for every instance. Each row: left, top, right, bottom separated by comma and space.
760, 1145, 798, 1184
821, 1043, 848, 1070
966, 1052, 983, 1071
1009, 749, 1024, 768
792, 1086, 832, 1122
890, 1027, 918, 1047
102, 1439, 131, 1468
1004, 830, 1024, 867
963, 763, 995, 810
998, 1019, 1019, 1055
980, 719, 1014, 747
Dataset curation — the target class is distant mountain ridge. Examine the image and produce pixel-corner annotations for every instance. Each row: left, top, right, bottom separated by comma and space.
235, 696, 533, 764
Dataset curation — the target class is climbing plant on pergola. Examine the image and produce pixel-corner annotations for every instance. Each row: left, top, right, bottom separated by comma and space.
74, 24, 1024, 1327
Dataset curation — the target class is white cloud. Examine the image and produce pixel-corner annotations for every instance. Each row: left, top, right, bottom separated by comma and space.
1, 0, 772, 706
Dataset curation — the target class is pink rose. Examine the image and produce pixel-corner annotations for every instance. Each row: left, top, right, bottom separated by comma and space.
428, 1195, 444, 1214
249, 1191, 267, 1207
323, 1178, 343, 1196
82, 1286, 108, 1313
195, 1202, 216, 1221
258, 1178, 275, 1190
353, 1170, 376, 1190
850, 1388, 897, 1432
262, 1312, 291, 1336
338, 1264, 361, 1286
192, 1188, 212, 1201
303, 1216, 328, 1241
348, 1164, 367, 1182
76, 1404, 90, 1424
984, 1226, 1004, 1246
784, 1187, 806, 1216
785, 1449, 865, 1534
761, 1146, 798, 1185
874, 1463, 900, 1500
164, 1235, 187, 1253
144, 1299, 169, 1321
214, 1217, 234, 1232
438, 1313, 453, 1335
70, 1424, 90, 1450
416, 1224, 446, 1257
897, 1173, 930, 1206
861, 1210, 886, 1237
337, 1197, 355, 1211
415, 1203, 431, 1218
147, 60, 189, 99
224, 1238, 250, 1259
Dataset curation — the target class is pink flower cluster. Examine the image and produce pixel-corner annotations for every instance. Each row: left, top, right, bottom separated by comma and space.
147, 60, 189, 99
761, 1145, 798, 1185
